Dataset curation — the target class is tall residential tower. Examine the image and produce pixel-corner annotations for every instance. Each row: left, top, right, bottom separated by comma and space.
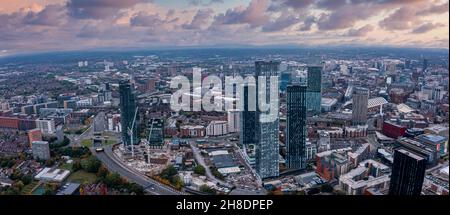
255, 61, 280, 179
286, 85, 307, 169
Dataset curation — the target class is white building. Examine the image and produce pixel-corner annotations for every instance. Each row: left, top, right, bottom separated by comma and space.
36, 119, 56, 135
206, 121, 228, 136
227, 110, 240, 133
339, 159, 390, 195
35, 168, 70, 182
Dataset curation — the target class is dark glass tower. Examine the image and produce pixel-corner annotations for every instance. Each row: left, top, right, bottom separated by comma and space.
306, 66, 322, 113
255, 61, 280, 179
119, 80, 139, 148
240, 84, 257, 146
389, 148, 426, 195
286, 85, 307, 169
148, 118, 164, 148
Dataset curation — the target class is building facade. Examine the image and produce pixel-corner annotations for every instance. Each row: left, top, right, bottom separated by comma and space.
286, 85, 307, 170
119, 80, 139, 148
306, 66, 322, 113
352, 87, 369, 125
255, 61, 280, 179
389, 148, 426, 195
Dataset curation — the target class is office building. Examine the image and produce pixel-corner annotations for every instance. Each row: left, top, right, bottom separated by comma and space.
286, 85, 307, 169
32, 141, 51, 160
255, 61, 280, 179
389, 148, 426, 195
306, 66, 322, 113
119, 80, 139, 148
240, 84, 257, 146
352, 87, 369, 125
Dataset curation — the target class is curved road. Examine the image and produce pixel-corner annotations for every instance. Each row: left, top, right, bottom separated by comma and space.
93, 145, 185, 195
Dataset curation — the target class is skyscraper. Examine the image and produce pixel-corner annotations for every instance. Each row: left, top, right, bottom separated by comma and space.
119, 80, 139, 148
352, 87, 369, 125
255, 61, 280, 179
240, 84, 257, 146
389, 148, 426, 195
306, 66, 322, 113
286, 85, 307, 170
148, 118, 164, 148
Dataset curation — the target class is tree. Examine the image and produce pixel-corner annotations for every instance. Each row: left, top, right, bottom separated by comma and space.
83, 156, 102, 173
104, 173, 124, 188
194, 165, 206, 176
72, 160, 82, 172
320, 184, 334, 193
199, 185, 216, 194
128, 183, 144, 195
160, 165, 178, 181
13, 181, 24, 191
97, 165, 109, 179
21, 175, 32, 185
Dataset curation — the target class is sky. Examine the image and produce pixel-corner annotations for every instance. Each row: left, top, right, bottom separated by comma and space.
0, 0, 448, 56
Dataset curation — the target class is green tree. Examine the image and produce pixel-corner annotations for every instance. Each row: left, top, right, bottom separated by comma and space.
160, 165, 178, 180
83, 156, 102, 173
72, 160, 82, 172
199, 185, 216, 194
97, 165, 109, 179
194, 165, 206, 176
128, 183, 144, 195
320, 184, 334, 193
21, 174, 32, 185
104, 173, 124, 188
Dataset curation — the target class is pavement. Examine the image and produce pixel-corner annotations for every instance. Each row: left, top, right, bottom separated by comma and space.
93, 145, 185, 195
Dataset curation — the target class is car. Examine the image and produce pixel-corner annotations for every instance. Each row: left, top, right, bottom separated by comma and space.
95, 147, 104, 152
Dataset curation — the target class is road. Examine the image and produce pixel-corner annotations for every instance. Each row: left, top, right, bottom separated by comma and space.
93, 145, 184, 195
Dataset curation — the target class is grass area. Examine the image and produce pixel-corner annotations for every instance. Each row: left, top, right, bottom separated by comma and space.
104, 139, 117, 146
59, 162, 73, 171
21, 181, 39, 195
81, 139, 93, 147
67, 170, 97, 184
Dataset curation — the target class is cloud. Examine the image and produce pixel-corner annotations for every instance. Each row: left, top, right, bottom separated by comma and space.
23, 4, 67, 26
213, 0, 270, 27
345, 24, 374, 37
67, 0, 150, 19
379, 6, 421, 30
299, 16, 316, 31
261, 12, 301, 32
182, 8, 214, 30
417, 1, 449, 15
130, 12, 166, 27
412, 22, 445, 34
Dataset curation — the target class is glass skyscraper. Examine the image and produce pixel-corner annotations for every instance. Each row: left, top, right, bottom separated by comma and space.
255, 61, 280, 179
119, 80, 139, 148
306, 66, 322, 114
240, 84, 257, 146
286, 85, 307, 170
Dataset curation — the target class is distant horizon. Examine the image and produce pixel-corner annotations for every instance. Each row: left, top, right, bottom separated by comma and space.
1, 43, 449, 59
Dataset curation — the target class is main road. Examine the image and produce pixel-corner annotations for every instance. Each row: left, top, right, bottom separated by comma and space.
93, 145, 185, 195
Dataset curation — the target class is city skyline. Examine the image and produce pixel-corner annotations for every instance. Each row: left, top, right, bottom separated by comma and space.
0, 0, 449, 56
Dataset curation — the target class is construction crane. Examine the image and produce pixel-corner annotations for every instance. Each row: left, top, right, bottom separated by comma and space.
127, 107, 138, 157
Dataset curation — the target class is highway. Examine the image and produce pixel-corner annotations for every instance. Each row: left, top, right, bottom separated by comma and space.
93, 145, 185, 195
